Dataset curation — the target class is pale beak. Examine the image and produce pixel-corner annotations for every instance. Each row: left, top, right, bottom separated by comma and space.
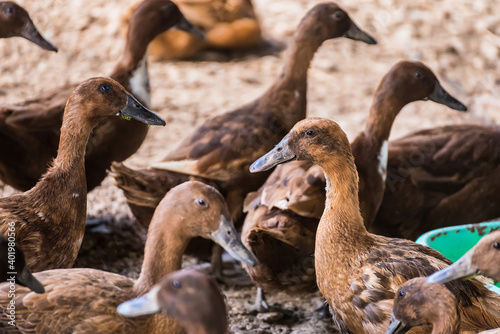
250, 137, 296, 173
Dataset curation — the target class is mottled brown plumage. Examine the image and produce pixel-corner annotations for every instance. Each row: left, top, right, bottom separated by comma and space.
122, 0, 260, 59
111, 1, 377, 231
118, 269, 228, 334
0, 77, 164, 272
387, 278, 500, 334
0, 1, 57, 51
0, 181, 254, 334
374, 125, 500, 240
0, 0, 198, 191
250, 118, 500, 334
428, 230, 500, 284
242, 61, 467, 300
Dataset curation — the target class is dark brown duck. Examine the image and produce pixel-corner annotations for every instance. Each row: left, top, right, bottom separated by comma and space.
0, 77, 165, 272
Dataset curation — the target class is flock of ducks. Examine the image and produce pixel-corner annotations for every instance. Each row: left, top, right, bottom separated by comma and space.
0, 0, 499, 333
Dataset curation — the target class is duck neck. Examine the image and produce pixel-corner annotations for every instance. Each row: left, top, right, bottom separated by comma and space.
134, 222, 188, 296
110, 31, 151, 108
316, 155, 372, 271
33, 101, 95, 200
183, 323, 218, 334
430, 306, 460, 334
363, 88, 406, 148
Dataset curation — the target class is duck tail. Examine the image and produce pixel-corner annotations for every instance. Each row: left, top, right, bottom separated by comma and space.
110, 162, 190, 228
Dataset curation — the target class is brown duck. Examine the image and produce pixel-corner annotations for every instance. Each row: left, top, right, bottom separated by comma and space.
428, 230, 500, 284
0, 0, 201, 191
111, 1, 377, 230
0, 235, 44, 293
0, 77, 165, 272
122, 0, 260, 59
374, 123, 500, 240
387, 278, 500, 334
118, 269, 228, 334
0, 181, 255, 334
0, 1, 57, 51
242, 61, 467, 308
250, 118, 500, 334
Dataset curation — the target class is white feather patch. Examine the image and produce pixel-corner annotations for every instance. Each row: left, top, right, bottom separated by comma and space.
377, 140, 388, 182
129, 56, 151, 108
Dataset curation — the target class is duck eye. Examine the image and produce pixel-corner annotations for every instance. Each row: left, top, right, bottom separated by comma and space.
5, 7, 13, 14
415, 72, 422, 79
99, 84, 111, 94
197, 199, 206, 206
333, 11, 344, 20
399, 290, 404, 298
493, 242, 500, 249
172, 280, 181, 289
305, 130, 314, 137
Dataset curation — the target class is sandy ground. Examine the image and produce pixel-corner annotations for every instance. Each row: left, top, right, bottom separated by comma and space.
1, 0, 499, 332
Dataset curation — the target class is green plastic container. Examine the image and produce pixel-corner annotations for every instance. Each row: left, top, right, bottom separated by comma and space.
416, 221, 500, 293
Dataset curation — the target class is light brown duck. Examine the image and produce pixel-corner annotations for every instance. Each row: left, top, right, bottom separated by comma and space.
250, 118, 500, 334
118, 269, 228, 334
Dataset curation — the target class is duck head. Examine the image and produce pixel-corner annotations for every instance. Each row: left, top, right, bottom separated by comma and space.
128, 0, 204, 46
378, 61, 467, 111
118, 269, 228, 333
386, 277, 459, 334
0, 1, 57, 51
67, 77, 165, 126
0, 236, 44, 293
427, 230, 500, 284
298, 2, 376, 45
155, 181, 257, 267
250, 118, 352, 172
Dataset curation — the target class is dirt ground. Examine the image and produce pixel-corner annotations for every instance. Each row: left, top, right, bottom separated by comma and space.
1, 0, 500, 333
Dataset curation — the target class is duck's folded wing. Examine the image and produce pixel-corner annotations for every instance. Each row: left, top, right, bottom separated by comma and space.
152, 105, 288, 182
1, 84, 76, 131
0, 269, 135, 333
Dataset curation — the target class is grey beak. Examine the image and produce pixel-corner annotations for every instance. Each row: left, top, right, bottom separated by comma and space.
250, 137, 296, 173
344, 22, 377, 45
174, 16, 205, 40
427, 82, 467, 111
117, 286, 161, 317
427, 252, 476, 284
16, 265, 45, 294
210, 215, 257, 267
120, 95, 166, 126
385, 312, 410, 334
21, 21, 58, 52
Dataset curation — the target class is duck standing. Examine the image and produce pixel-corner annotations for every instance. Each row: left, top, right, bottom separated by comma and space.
0, 77, 165, 272
242, 61, 467, 307
251, 118, 500, 334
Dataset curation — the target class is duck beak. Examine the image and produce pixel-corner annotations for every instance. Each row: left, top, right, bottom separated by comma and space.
427, 252, 476, 284
427, 82, 467, 111
344, 22, 377, 45
210, 215, 258, 267
250, 137, 296, 173
174, 16, 205, 40
120, 94, 166, 126
386, 312, 410, 334
16, 265, 45, 294
117, 286, 161, 317
20, 21, 58, 52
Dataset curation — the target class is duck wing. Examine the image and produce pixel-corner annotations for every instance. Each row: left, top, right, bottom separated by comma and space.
374, 124, 500, 240
0, 269, 141, 333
